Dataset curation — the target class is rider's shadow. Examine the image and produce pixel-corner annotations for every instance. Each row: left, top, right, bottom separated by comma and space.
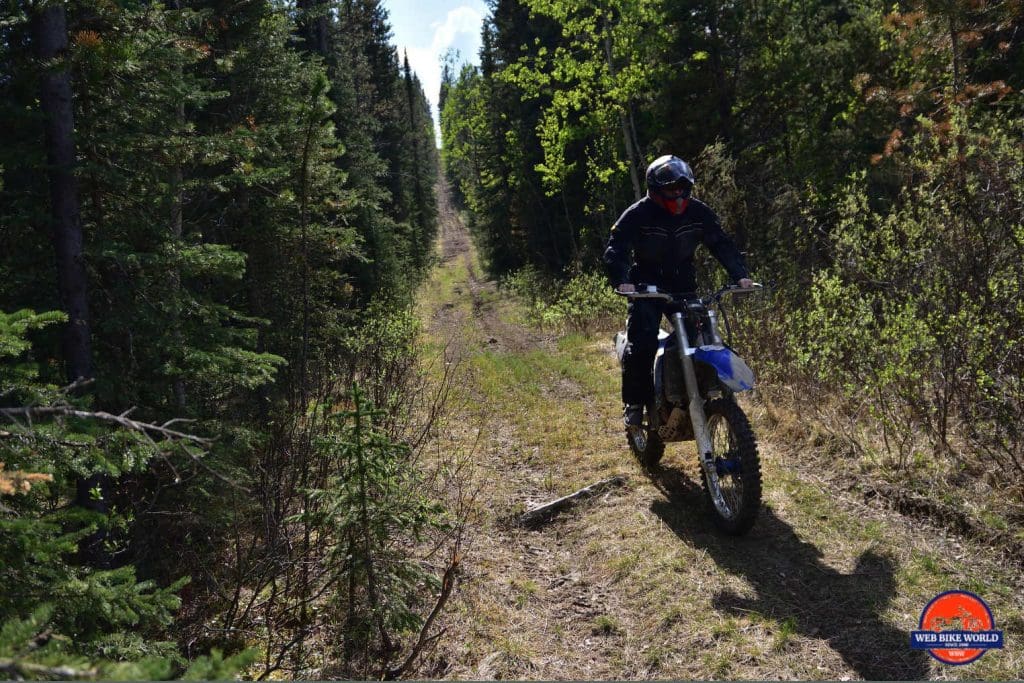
649, 465, 930, 681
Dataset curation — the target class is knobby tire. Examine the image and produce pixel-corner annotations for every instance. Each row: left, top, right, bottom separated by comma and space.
700, 398, 761, 535
627, 404, 664, 468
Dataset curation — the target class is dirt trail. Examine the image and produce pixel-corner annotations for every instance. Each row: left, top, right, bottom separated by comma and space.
433, 181, 547, 355
417, 180, 1023, 681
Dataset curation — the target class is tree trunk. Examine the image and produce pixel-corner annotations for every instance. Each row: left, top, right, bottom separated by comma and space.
627, 103, 643, 171
619, 112, 643, 201
170, 138, 188, 411
602, 33, 642, 200
949, 16, 962, 99
169, 0, 187, 411
32, 3, 108, 564
708, 7, 734, 142
32, 4, 92, 383
297, 0, 331, 56
403, 55, 427, 268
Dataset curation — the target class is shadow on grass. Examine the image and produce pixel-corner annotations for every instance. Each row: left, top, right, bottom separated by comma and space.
648, 463, 930, 681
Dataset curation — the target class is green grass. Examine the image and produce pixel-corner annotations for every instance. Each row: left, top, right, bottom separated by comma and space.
711, 617, 741, 641
901, 552, 945, 590
510, 577, 540, 609
592, 614, 622, 635
772, 616, 799, 652
607, 552, 641, 582
643, 643, 669, 669
702, 651, 733, 678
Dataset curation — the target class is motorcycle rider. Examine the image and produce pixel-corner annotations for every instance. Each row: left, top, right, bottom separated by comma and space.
604, 155, 754, 427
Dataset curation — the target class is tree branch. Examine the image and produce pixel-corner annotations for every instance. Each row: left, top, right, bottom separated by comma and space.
517, 476, 628, 528
385, 548, 461, 680
0, 406, 212, 445
0, 405, 251, 491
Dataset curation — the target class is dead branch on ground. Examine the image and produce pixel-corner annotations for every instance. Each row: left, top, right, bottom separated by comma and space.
517, 476, 628, 528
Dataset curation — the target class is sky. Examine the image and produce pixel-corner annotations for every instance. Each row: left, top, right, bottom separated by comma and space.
382, 0, 488, 143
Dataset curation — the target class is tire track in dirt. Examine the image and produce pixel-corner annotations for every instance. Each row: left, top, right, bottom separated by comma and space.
424, 179, 644, 679
440, 190, 549, 354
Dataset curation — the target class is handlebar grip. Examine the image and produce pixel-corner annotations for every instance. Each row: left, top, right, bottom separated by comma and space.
725, 283, 764, 294
615, 290, 673, 301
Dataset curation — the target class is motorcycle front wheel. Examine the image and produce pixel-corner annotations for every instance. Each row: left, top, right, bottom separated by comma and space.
626, 404, 664, 468
700, 398, 762, 535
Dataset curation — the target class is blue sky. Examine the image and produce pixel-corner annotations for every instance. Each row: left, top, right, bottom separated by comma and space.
382, 0, 488, 140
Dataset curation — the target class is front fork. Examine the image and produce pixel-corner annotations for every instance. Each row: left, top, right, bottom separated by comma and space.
670, 312, 728, 509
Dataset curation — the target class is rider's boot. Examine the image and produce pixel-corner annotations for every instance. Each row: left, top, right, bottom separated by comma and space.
623, 404, 644, 428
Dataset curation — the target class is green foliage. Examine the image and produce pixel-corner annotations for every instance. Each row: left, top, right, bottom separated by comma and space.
180, 648, 260, 681
0, 310, 66, 361
0, 309, 256, 679
797, 112, 1024, 477
0, 309, 66, 390
295, 384, 450, 675
441, 5, 588, 276
2, 0, 444, 677
328, 0, 439, 302
505, 267, 621, 332
0, 606, 256, 680
337, 298, 421, 415
444, 0, 1024, 504
504, 0, 668, 204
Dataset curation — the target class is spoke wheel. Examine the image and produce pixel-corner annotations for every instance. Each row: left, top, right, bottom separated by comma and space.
700, 398, 761, 535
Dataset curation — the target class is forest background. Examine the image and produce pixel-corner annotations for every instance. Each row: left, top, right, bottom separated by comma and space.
1, 0, 1022, 679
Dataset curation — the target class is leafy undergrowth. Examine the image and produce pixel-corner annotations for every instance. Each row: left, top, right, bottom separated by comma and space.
753, 386, 1024, 568
412, 221, 1024, 680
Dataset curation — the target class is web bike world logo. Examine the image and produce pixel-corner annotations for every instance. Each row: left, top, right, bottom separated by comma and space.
910, 590, 1004, 665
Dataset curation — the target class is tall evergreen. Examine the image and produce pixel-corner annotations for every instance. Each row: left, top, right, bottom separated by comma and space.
2, 0, 444, 675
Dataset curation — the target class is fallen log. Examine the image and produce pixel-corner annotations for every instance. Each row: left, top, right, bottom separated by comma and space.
518, 475, 628, 528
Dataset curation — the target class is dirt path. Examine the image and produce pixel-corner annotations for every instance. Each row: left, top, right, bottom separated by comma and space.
432, 180, 547, 355
415, 180, 1023, 681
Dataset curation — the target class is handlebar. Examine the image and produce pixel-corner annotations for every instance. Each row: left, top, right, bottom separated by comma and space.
615, 283, 764, 306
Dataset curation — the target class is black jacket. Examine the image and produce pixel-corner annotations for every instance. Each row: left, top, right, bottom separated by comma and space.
602, 196, 749, 292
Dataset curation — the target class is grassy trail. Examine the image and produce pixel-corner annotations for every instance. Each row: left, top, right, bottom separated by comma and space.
413, 182, 1024, 680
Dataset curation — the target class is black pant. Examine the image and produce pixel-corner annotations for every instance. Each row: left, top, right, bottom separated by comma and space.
622, 299, 665, 405
622, 299, 698, 405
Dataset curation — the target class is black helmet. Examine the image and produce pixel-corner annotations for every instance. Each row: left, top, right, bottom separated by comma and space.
645, 155, 695, 196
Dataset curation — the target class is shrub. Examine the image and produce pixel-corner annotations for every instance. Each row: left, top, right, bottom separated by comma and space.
0, 309, 254, 679
795, 112, 1024, 486
503, 267, 622, 332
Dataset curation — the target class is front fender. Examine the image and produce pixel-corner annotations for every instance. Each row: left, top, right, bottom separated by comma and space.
693, 344, 755, 392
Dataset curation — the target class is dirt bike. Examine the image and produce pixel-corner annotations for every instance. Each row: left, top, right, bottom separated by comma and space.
615, 284, 763, 535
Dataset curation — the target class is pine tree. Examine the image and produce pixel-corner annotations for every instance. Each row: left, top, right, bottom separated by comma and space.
3, 0, 450, 676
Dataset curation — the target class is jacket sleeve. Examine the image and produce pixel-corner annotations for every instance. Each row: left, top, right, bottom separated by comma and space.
602, 209, 636, 287
702, 209, 749, 283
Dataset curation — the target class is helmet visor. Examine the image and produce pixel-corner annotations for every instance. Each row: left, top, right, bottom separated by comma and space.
652, 161, 684, 184
659, 178, 692, 199
655, 159, 679, 181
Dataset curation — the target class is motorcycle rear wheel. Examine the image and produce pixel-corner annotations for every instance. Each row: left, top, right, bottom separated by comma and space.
700, 398, 761, 535
626, 405, 664, 468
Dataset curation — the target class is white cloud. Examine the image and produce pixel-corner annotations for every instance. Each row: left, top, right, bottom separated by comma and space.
397, 4, 485, 144
430, 6, 482, 53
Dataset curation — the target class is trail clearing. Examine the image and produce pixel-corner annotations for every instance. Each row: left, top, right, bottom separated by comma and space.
413, 181, 1023, 680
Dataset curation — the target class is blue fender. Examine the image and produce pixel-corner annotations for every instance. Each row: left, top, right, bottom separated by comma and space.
693, 344, 755, 392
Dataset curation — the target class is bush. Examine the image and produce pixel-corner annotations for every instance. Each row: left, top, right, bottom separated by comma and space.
503, 267, 622, 332
794, 112, 1024, 488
